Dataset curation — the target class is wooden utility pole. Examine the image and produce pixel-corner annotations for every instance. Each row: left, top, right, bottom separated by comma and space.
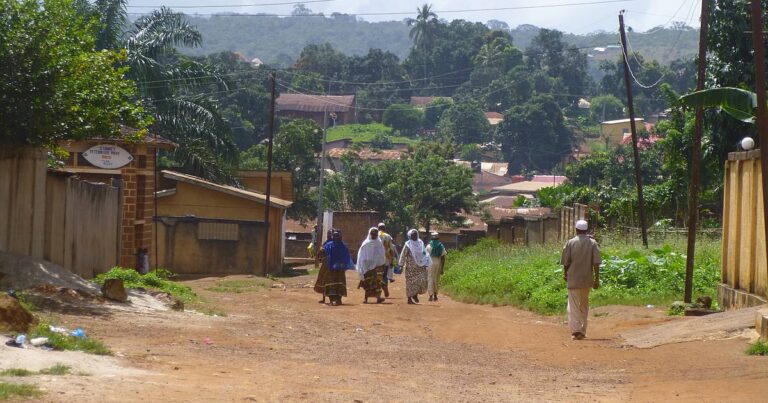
684, 0, 709, 303
618, 11, 649, 247
262, 72, 276, 277
752, 0, 768, 277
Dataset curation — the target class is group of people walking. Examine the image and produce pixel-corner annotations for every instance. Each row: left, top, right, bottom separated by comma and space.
313, 223, 447, 306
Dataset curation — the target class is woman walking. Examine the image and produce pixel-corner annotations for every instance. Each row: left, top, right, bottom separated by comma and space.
426, 231, 447, 302
317, 230, 354, 306
313, 229, 334, 303
399, 229, 431, 304
357, 227, 387, 304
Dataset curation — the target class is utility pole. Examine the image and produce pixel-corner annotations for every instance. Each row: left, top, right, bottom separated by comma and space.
618, 11, 649, 247
315, 82, 330, 251
262, 72, 276, 277
752, 0, 768, 279
684, 0, 709, 304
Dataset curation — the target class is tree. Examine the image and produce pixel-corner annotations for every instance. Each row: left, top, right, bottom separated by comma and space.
423, 97, 453, 129
383, 104, 423, 136
496, 95, 574, 174
460, 144, 483, 162
240, 119, 322, 221
0, 0, 150, 150
437, 101, 491, 144
589, 95, 625, 122
407, 4, 438, 52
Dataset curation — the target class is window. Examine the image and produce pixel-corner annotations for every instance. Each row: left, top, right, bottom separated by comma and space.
197, 222, 239, 241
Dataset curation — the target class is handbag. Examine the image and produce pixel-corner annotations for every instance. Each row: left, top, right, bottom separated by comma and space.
393, 265, 403, 275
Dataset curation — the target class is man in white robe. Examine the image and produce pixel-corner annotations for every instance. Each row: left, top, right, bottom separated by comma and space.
560, 220, 601, 340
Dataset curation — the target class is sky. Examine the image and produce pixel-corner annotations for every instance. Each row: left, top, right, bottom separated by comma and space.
125, 0, 701, 35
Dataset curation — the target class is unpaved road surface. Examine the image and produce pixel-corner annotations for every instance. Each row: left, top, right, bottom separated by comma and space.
9, 271, 768, 402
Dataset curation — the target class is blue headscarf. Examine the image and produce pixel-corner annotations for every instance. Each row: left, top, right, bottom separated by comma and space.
324, 240, 354, 272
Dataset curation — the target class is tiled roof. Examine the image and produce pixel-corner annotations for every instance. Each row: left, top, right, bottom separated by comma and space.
277, 93, 355, 113
161, 170, 293, 209
327, 148, 404, 161
410, 96, 452, 107
485, 112, 504, 125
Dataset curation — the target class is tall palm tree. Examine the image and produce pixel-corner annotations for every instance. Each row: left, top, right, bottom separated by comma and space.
406, 4, 438, 82
89, 1, 237, 182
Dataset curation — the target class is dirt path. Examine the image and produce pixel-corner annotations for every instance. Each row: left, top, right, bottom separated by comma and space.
12, 270, 768, 402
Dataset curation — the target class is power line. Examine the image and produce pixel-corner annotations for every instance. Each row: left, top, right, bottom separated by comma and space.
126, 0, 636, 17
127, 0, 334, 8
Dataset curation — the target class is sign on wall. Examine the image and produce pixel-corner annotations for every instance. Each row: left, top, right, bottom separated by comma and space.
82, 144, 134, 169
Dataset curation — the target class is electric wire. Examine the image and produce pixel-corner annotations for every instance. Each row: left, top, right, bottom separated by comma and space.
127, 0, 334, 8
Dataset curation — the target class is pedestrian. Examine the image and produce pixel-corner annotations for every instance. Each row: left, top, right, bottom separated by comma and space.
425, 231, 446, 302
560, 220, 601, 340
313, 229, 335, 304
316, 229, 354, 306
399, 229, 430, 305
356, 227, 387, 304
377, 222, 398, 298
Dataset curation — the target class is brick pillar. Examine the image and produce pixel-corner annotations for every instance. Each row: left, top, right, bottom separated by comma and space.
120, 168, 138, 267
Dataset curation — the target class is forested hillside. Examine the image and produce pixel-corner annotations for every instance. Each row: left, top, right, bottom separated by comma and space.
179, 13, 699, 66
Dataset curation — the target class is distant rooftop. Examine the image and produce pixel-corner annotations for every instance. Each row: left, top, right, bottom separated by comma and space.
327, 148, 404, 161
277, 93, 355, 113
601, 118, 644, 125
410, 96, 452, 107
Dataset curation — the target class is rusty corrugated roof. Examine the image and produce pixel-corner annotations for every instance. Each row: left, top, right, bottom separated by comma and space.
277, 93, 355, 113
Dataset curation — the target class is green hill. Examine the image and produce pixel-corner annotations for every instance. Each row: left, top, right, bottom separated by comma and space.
178, 14, 699, 67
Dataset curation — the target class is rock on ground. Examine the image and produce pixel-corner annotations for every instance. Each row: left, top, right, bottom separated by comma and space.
101, 279, 127, 302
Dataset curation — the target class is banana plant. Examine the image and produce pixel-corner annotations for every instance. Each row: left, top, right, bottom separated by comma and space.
677, 87, 757, 124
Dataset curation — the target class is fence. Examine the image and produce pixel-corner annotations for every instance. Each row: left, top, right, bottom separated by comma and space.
559, 203, 588, 241
0, 150, 120, 278
720, 150, 768, 309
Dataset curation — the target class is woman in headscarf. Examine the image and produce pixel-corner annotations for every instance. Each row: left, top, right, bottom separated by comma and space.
399, 229, 431, 304
356, 227, 387, 304
426, 231, 447, 302
313, 229, 334, 303
316, 229, 354, 306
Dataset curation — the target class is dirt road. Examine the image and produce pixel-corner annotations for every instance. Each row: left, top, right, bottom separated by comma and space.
15, 271, 768, 402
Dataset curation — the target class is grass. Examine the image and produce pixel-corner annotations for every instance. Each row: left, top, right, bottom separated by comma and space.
207, 279, 269, 293
30, 323, 111, 356
326, 123, 418, 145
441, 236, 721, 315
1, 365, 72, 377
747, 340, 768, 356
94, 267, 198, 304
0, 382, 41, 400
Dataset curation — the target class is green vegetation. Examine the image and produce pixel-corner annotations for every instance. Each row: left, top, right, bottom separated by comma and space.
1, 365, 72, 377
746, 340, 768, 356
442, 237, 720, 315
38, 364, 71, 376
207, 279, 269, 293
94, 268, 197, 304
0, 382, 42, 400
30, 323, 110, 356
326, 123, 417, 145
0, 369, 34, 377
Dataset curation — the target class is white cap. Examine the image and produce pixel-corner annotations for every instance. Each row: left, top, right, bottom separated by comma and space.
378, 222, 386, 228
430, 231, 439, 236
575, 220, 588, 231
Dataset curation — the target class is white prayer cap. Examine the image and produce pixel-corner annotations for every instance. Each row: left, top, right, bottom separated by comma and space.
575, 220, 588, 231
430, 231, 439, 236
378, 222, 386, 228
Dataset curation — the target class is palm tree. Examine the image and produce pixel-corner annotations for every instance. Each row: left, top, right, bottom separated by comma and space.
407, 4, 438, 50
89, 1, 237, 182
406, 4, 438, 82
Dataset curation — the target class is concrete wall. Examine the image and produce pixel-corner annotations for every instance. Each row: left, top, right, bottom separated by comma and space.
45, 175, 120, 278
0, 150, 120, 278
720, 150, 768, 309
286, 239, 312, 258
560, 203, 588, 241
489, 214, 561, 247
0, 149, 47, 258
155, 216, 266, 276
322, 211, 381, 255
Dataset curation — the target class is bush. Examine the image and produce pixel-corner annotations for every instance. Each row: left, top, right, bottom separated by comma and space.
747, 340, 768, 356
441, 237, 721, 315
94, 267, 198, 303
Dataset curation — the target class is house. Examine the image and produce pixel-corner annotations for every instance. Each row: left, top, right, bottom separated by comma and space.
492, 175, 567, 196
485, 112, 504, 126
276, 93, 356, 126
325, 147, 405, 171
410, 96, 452, 108
57, 129, 176, 268
237, 170, 294, 202
154, 170, 292, 275
600, 118, 645, 146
